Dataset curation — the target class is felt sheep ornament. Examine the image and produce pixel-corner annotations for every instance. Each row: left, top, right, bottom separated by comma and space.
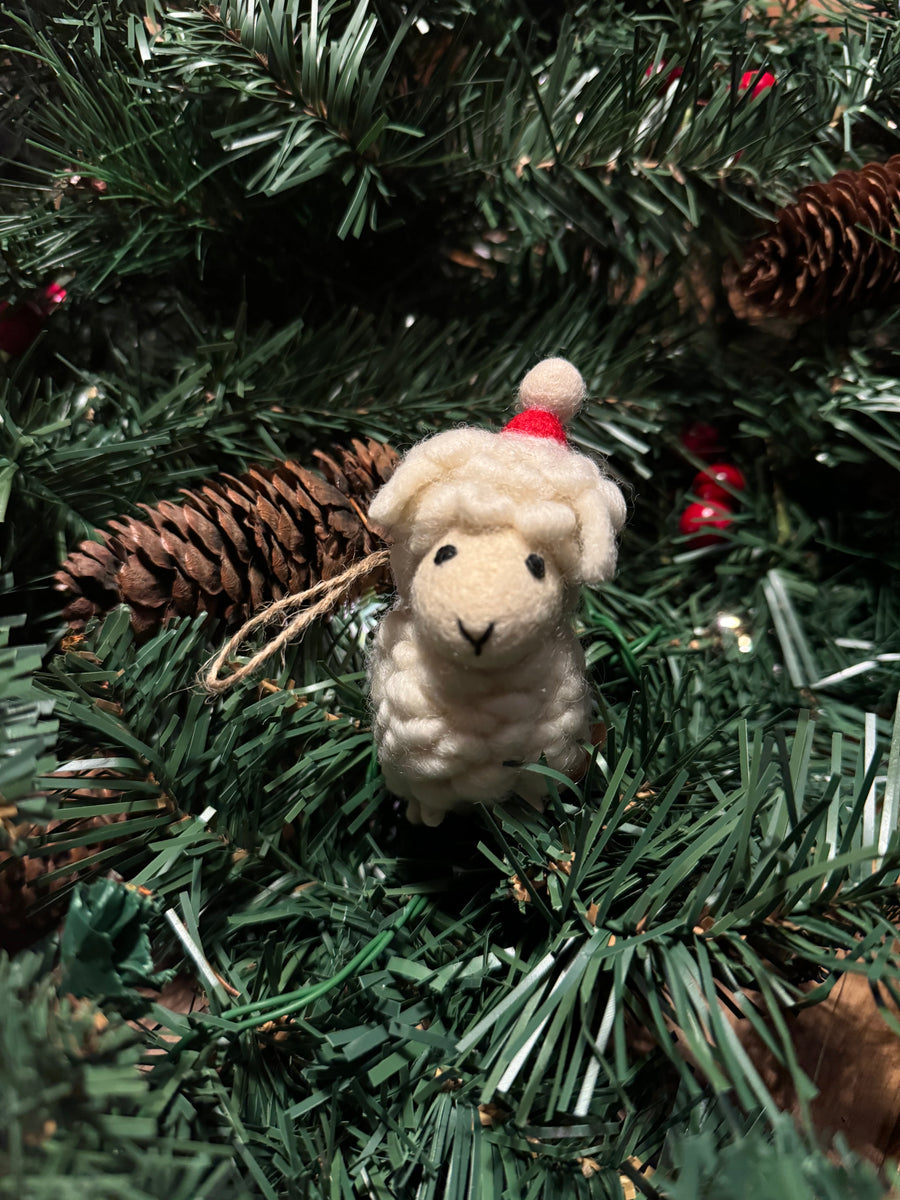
367, 357, 627, 826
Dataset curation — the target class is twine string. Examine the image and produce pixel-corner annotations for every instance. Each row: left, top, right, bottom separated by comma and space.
199, 548, 390, 694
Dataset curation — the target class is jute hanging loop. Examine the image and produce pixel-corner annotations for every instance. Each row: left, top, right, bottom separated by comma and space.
199, 549, 390, 695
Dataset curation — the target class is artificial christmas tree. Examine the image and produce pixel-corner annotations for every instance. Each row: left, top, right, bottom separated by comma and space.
4, 2, 900, 1198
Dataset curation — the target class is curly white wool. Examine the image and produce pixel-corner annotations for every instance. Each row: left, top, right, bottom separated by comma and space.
370, 602, 590, 824
373, 428, 626, 593
367, 361, 626, 826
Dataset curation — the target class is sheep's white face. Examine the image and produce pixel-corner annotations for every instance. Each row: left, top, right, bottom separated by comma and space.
409, 526, 566, 670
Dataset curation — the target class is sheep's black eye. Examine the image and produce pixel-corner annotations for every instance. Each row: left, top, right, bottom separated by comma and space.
526, 554, 545, 580
434, 544, 457, 565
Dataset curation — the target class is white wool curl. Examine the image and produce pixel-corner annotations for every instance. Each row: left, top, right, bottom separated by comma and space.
368, 428, 626, 592
370, 609, 589, 825
367, 423, 626, 826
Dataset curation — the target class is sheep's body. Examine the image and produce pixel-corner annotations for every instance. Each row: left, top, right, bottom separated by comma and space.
366, 357, 626, 825
371, 603, 590, 825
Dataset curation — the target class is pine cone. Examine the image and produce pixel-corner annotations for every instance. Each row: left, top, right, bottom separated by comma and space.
0, 813, 125, 953
56, 438, 398, 638
726, 155, 900, 321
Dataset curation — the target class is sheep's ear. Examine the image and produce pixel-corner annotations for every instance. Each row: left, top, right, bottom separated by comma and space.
575, 475, 627, 585
368, 446, 439, 540
368, 430, 483, 541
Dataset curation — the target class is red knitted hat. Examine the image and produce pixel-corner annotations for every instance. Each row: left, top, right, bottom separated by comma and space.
502, 408, 567, 443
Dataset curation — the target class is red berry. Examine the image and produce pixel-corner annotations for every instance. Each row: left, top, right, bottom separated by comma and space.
738, 70, 776, 100
679, 500, 733, 548
692, 462, 746, 501
43, 282, 68, 307
0, 284, 66, 358
644, 61, 684, 95
680, 421, 721, 460
0, 300, 45, 357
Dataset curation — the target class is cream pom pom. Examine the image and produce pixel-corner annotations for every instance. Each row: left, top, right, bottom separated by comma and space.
516, 357, 586, 424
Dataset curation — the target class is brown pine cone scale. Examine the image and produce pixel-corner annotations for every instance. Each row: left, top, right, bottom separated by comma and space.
55, 438, 398, 638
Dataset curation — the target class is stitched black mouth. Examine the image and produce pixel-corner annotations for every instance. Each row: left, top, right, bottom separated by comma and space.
457, 619, 495, 656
